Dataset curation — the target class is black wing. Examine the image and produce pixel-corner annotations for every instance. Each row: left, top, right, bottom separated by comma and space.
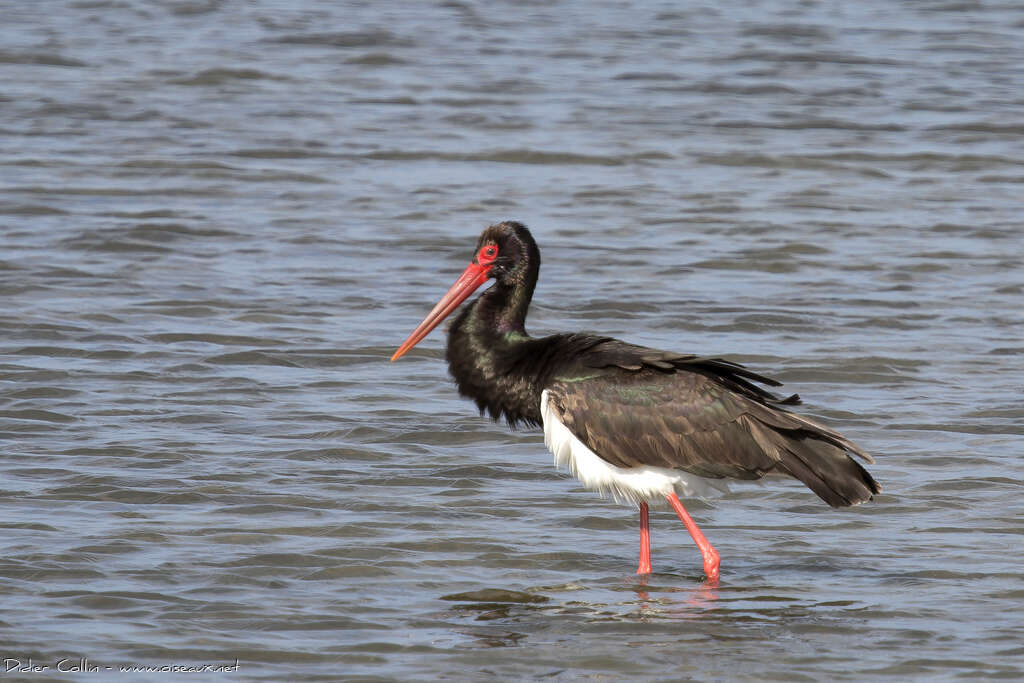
546, 339, 880, 507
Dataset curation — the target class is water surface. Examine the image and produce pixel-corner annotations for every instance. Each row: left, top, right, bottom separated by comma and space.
1, 1, 1022, 680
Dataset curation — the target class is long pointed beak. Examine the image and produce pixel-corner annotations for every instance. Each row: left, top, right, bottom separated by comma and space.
391, 261, 492, 361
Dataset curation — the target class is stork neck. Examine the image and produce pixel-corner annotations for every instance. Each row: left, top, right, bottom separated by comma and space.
475, 280, 533, 337
445, 286, 544, 427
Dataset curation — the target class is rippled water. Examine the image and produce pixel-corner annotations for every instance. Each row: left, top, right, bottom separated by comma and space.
2, 1, 1023, 681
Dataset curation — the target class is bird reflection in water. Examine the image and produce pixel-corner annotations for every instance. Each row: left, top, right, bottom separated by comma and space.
630, 572, 721, 618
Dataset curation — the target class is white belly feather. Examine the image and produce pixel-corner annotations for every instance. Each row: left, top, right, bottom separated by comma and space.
540, 390, 729, 507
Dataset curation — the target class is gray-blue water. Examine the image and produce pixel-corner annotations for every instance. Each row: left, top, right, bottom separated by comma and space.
2, 1, 1022, 680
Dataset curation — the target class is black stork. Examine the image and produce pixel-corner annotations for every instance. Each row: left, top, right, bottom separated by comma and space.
391, 221, 880, 580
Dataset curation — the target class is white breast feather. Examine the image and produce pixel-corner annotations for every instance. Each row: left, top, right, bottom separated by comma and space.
540, 390, 729, 507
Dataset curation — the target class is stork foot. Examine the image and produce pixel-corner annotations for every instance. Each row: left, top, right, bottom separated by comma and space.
665, 492, 721, 582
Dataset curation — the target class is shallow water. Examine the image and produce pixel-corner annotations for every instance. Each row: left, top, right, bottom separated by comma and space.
2, 1, 1023, 681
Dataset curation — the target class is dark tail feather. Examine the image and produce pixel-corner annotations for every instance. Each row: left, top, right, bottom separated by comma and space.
777, 437, 881, 507
742, 415, 881, 507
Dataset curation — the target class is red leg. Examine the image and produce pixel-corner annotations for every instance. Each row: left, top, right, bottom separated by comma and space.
636, 501, 652, 574
665, 492, 720, 580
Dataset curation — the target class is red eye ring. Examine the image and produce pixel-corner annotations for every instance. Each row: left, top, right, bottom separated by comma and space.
478, 244, 498, 265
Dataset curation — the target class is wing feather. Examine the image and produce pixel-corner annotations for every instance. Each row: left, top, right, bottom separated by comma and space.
546, 363, 880, 507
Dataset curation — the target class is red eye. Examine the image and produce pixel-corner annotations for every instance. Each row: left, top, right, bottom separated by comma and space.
478, 244, 498, 265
